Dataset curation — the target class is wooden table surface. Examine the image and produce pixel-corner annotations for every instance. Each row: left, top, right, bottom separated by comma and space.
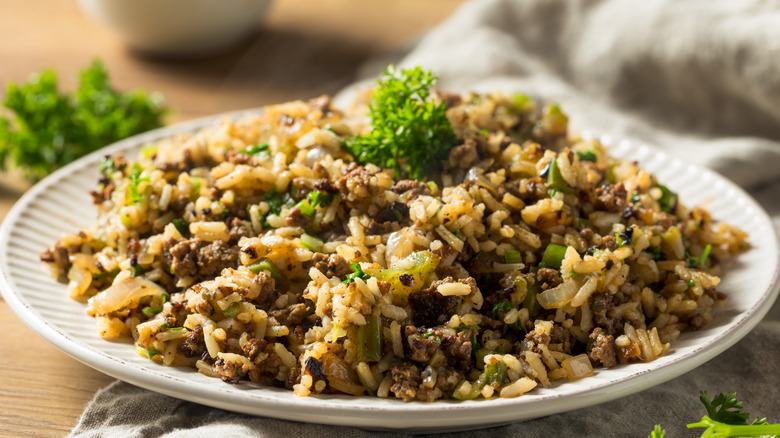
0, 1, 464, 435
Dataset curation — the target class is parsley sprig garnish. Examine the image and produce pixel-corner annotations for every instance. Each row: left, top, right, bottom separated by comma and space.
346, 65, 457, 180
651, 390, 779, 437
343, 263, 371, 284
0, 60, 167, 180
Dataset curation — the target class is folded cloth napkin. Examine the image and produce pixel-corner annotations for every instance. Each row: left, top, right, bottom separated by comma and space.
70, 0, 780, 436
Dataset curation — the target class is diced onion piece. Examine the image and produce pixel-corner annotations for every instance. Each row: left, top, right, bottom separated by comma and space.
561, 354, 593, 381
87, 276, 166, 315
536, 279, 579, 309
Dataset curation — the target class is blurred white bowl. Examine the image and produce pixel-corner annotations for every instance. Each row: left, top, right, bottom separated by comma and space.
76, 0, 273, 56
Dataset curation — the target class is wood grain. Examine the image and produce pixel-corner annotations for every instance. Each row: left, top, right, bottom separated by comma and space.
0, 0, 464, 434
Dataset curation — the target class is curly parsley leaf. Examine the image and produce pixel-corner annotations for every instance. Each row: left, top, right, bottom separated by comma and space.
343, 263, 371, 284
346, 65, 457, 180
0, 60, 168, 180
647, 425, 665, 438
685, 391, 780, 437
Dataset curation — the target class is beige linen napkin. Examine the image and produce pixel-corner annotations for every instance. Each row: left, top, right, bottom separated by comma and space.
70, 0, 780, 436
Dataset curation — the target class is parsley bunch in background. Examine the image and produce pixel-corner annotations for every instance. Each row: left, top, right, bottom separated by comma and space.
650, 391, 779, 437
0, 60, 168, 180
346, 65, 457, 180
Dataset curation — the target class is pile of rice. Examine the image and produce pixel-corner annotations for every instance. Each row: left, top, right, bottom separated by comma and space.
41, 90, 748, 402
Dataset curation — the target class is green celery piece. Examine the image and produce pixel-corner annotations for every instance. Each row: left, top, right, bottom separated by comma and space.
248, 258, 284, 280
452, 374, 486, 401
300, 233, 323, 252
357, 312, 382, 363
542, 243, 568, 269
366, 251, 439, 302
547, 157, 573, 194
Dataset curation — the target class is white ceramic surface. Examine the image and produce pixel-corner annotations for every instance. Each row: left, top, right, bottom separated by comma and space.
1, 115, 778, 432
76, 0, 273, 56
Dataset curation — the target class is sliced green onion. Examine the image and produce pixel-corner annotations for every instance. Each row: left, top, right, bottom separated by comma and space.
504, 250, 522, 264
300, 233, 323, 252
542, 243, 568, 269
190, 177, 202, 201
572, 217, 592, 231
575, 149, 597, 162
511, 93, 533, 112
224, 302, 241, 318
357, 312, 382, 363
343, 263, 371, 284
248, 258, 284, 280
631, 191, 641, 206
452, 374, 486, 400
242, 143, 270, 157
523, 281, 541, 317
146, 347, 161, 359
657, 184, 678, 214
99, 157, 115, 176
606, 163, 617, 184
688, 279, 696, 289
172, 218, 188, 236
484, 361, 508, 386
142, 306, 160, 315
697, 244, 712, 266
489, 300, 513, 319
132, 264, 143, 277
547, 158, 573, 194
140, 145, 158, 160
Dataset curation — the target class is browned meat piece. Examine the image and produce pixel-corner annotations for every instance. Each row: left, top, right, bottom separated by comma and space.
241, 338, 268, 362
591, 291, 619, 335
89, 181, 115, 205
178, 325, 206, 358
156, 149, 194, 173
536, 268, 562, 290
169, 196, 190, 213
448, 138, 479, 168
194, 299, 213, 317
252, 271, 276, 306
270, 303, 309, 327
391, 179, 419, 194
589, 328, 618, 367
226, 149, 253, 165
375, 201, 410, 223
550, 325, 573, 354
365, 220, 384, 235
336, 165, 381, 202
285, 367, 301, 390
310, 253, 352, 278
227, 217, 251, 242
165, 238, 201, 278
442, 327, 475, 361
196, 240, 239, 277
687, 314, 706, 330
594, 182, 628, 213
408, 277, 464, 327
39, 241, 71, 273
525, 329, 550, 346
127, 237, 141, 254
432, 90, 462, 109
436, 368, 461, 395
313, 178, 338, 194
214, 357, 248, 384
284, 206, 311, 228
308, 94, 333, 115
404, 326, 441, 362
603, 235, 618, 251
579, 227, 594, 242
390, 363, 421, 402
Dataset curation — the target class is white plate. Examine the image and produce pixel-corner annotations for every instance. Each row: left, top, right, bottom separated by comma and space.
1, 114, 778, 433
